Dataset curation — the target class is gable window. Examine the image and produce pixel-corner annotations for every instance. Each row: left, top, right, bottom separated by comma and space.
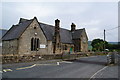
31, 38, 40, 51
34, 27, 36, 29
34, 24, 37, 29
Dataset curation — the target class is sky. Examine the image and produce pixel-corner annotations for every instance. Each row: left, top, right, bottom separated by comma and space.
0, 0, 119, 42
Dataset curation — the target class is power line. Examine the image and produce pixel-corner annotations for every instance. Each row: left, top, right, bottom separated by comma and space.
103, 26, 118, 43
106, 31, 117, 38
89, 32, 103, 38
106, 26, 120, 31
89, 26, 119, 41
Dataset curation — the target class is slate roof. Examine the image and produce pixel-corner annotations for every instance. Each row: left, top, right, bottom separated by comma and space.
60, 28, 73, 44
0, 29, 8, 43
2, 19, 33, 40
39, 22, 73, 44
2, 18, 84, 44
72, 29, 84, 39
39, 22, 54, 41
0, 29, 8, 39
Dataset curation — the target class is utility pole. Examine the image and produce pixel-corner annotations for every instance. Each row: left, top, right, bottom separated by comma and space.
104, 29, 106, 52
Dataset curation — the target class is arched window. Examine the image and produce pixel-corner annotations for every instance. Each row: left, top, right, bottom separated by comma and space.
31, 38, 34, 51
31, 38, 40, 51
34, 38, 37, 51
37, 39, 39, 50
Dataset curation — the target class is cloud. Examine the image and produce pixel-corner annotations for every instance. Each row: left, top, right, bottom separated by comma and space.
1, 0, 119, 2
86, 27, 103, 41
80, 20, 101, 26
2, 2, 118, 42
16, 3, 55, 18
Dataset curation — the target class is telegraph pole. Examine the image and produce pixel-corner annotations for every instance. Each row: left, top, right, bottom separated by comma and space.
104, 29, 106, 52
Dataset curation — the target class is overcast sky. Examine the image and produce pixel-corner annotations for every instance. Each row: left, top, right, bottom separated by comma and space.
1, 0, 119, 42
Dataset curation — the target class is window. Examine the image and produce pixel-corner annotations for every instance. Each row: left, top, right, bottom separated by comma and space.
34, 38, 37, 50
34, 24, 37, 29
65, 45, 67, 50
34, 27, 36, 29
63, 45, 67, 50
31, 38, 34, 51
31, 38, 40, 51
37, 38, 39, 49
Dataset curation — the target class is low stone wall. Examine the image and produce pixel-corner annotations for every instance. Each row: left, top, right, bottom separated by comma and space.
2, 54, 62, 64
2, 52, 108, 64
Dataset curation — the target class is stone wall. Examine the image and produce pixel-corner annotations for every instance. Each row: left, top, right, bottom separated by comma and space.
73, 39, 81, 52
2, 54, 62, 64
2, 52, 108, 64
61, 43, 74, 53
47, 41, 53, 54
2, 18, 54, 56
80, 29, 88, 52
2, 39, 18, 54
18, 19, 48, 55
2, 18, 88, 57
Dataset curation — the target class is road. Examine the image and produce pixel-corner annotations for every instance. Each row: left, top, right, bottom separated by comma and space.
2, 55, 119, 79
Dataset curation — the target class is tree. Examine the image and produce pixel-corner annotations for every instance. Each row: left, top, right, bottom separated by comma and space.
91, 39, 108, 52
106, 44, 120, 52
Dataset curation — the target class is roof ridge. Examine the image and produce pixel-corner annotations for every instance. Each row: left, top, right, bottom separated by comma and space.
19, 18, 32, 24
75, 28, 84, 31
39, 22, 54, 27
2, 17, 86, 42
17, 19, 33, 25
39, 22, 71, 31
20, 18, 29, 20
60, 27, 70, 31
2, 19, 34, 40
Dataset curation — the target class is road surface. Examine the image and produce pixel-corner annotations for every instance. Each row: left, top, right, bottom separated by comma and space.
2, 55, 119, 79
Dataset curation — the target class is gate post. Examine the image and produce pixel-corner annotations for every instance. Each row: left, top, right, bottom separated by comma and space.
107, 52, 115, 65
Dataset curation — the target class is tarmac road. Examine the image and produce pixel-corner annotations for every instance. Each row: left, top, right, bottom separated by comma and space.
2, 55, 119, 79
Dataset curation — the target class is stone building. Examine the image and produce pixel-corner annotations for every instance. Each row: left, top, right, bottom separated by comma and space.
2, 17, 88, 55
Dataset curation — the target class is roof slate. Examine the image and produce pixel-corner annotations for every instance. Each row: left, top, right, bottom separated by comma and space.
39, 22, 73, 44
60, 28, 73, 44
2, 18, 84, 44
72, 29, 83, 39
2, 19, 33, 40
39, 22, 54, 41
0, 29, 7, 38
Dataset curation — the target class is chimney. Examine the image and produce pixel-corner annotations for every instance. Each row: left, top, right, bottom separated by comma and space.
55, 19, 60, 34
53, 19, 60, 53
71, 23, 76, 32
55, 19, 60, 28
